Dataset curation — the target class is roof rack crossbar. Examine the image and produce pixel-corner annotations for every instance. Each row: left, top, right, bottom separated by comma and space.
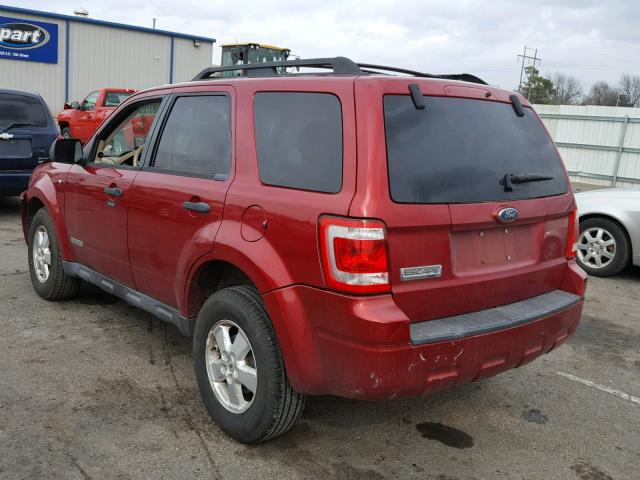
192, 57, 362, 80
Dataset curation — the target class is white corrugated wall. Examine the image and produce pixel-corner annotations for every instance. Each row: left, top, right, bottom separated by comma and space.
0, 9, 66, 112
67, 22, 172, 101
0, 8, 214, 114
535, 104, 640, 188
172, 37, 214, 83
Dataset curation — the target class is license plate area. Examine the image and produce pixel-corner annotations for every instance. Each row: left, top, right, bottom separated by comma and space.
451, 224, 541, 275
0, 139, 32, 158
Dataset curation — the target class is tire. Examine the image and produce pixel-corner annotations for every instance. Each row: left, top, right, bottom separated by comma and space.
576, 217, 631, 277
61, 127, 72, 139
28, 209, 81, 300
193, 286, 306, 443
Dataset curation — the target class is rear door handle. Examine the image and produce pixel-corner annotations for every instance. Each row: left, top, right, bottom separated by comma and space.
104, 187, 123, 197
183, 201, 211, 213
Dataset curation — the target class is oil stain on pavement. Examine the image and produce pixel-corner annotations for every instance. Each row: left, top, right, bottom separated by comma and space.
571, 461, 614, 480
521, 408, 549, 424
415, 422, 474, 448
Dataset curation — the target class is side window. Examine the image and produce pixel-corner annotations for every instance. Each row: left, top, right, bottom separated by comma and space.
82, 91, 99, 111
104, 92, 129, 107
92, 100, 162, 168
152, 95, 231, 178
254, 92, 343, 193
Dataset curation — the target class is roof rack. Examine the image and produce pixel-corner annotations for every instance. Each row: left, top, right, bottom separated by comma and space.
191, 56, 487, 85
357, 63, 487, 84
192, 57, 362, 80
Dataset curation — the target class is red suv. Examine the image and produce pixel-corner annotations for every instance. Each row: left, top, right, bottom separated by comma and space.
21, 57, 587, 443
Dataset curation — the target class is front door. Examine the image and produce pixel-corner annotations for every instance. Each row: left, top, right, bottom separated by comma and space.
76, 91, 99, 143
128, 90, 234, 307
65, 97, 165, 287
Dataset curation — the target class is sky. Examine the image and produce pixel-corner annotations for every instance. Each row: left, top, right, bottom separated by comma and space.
7, 0, 640, 91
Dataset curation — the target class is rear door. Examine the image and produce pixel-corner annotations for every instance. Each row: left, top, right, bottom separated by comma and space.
127, 89, 234, 307
75, 91, 99, 143
353, 78, 575, 322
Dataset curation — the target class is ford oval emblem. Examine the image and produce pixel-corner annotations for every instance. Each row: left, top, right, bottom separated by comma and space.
496, 207, 519, 223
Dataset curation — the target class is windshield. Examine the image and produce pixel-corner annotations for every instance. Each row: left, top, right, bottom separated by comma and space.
247, 48, 288, 63
0, 93, 48, 129
104, 92, 133, 107
383, 95, 568, 204
222, 47, 289, 77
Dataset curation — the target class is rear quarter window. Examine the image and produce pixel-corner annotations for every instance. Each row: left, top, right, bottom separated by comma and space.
254, 92, 343, 193
383, 95, 568, 204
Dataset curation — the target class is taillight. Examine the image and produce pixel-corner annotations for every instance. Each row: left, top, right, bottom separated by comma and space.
319, 216, 390, 294
566, 209, 579, 259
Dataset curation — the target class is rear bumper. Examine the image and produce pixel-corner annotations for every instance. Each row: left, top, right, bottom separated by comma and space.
0, 171, 31, 196
263, 262, 586, 400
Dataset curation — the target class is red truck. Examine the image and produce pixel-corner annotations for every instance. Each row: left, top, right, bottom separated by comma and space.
56, 88, 136, 144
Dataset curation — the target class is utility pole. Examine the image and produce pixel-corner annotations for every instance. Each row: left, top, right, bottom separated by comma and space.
517, 47, 541, 100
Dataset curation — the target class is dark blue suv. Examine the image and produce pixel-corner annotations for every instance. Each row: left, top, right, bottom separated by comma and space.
0, 89, 58, 196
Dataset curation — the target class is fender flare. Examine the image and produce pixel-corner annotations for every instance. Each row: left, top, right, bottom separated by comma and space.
181, 234, 294, 317
26, 176, 74, 261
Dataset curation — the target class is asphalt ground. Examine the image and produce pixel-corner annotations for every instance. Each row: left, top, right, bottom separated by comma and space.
1, 195, 639, 480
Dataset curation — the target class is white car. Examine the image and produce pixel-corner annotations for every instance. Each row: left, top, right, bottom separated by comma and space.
575, 188, 640, 276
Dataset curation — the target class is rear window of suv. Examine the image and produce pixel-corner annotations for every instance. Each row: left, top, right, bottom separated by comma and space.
254, 92, 342, 193
383, 95, 568, 204
0, 94, 48, 128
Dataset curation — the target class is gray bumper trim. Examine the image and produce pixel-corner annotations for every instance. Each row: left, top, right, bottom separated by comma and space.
410, 290, 581, 345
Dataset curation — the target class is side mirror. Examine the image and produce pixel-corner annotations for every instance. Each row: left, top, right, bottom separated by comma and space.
49, 138, 83, 164
70, 101, 80, 109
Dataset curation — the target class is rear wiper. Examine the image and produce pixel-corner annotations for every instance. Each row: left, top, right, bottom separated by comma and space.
1, 122, 35, 133
501, 173, 554, 192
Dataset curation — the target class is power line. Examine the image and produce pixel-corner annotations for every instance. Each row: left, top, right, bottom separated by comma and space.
517, 46, 541, 99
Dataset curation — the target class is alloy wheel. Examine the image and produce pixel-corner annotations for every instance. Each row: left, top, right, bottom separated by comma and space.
577, 226, 616, 269
32, 225, 52, 283
205, 319, 257, 414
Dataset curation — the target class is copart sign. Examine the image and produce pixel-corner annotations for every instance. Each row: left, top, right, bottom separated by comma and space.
0, 15, 58, 64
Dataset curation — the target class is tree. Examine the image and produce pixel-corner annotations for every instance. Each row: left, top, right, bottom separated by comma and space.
619, 73, 640, 107
550, 72, 583, 105
583, 81, 621, 106
518, 66, 554, 104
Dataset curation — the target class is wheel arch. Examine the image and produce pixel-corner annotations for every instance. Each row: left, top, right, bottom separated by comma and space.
184, 257, 308, 403
183, 259, 257, 319
25, 196, 45, 227
24, 179, 74, 261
